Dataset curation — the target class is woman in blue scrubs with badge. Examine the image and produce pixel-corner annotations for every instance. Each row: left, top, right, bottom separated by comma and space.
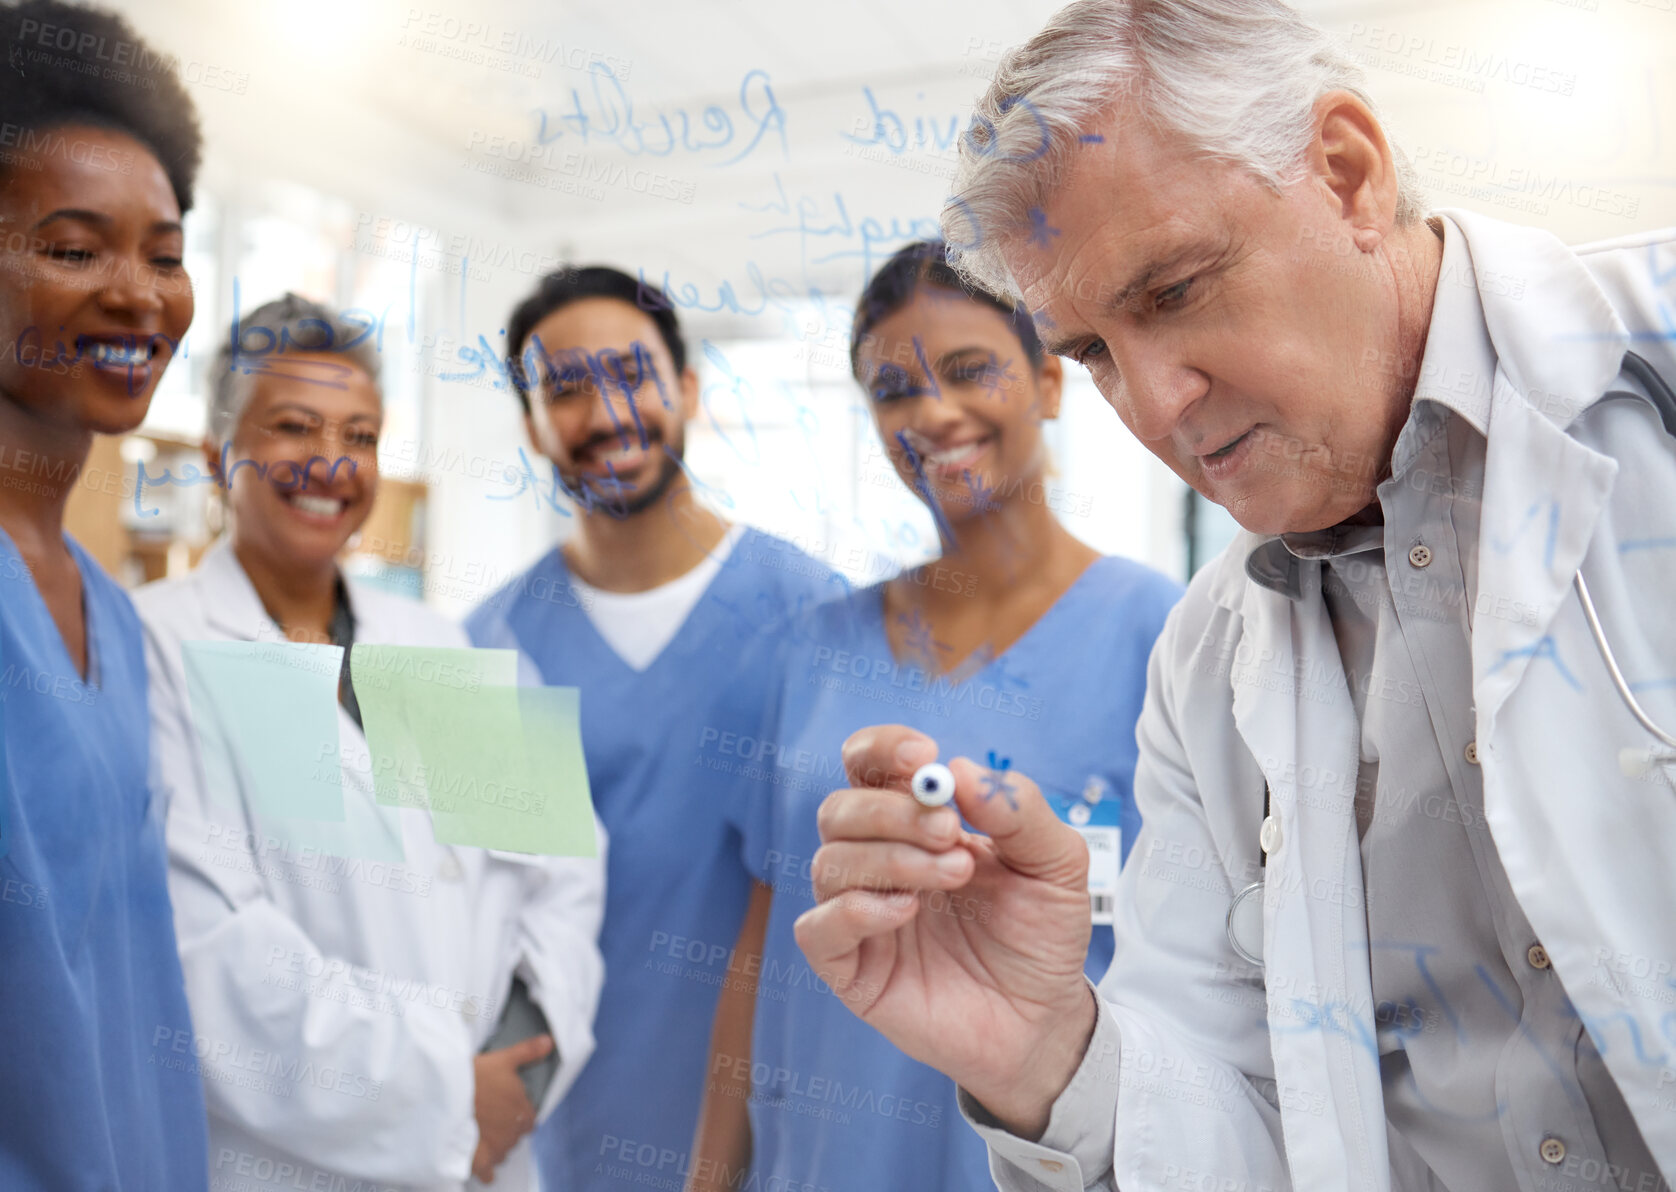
0, 3, 210, 1186
688, 241, 1182, 1192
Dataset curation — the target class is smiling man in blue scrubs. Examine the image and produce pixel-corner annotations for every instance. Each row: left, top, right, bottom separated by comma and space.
466, 266, 841, 1192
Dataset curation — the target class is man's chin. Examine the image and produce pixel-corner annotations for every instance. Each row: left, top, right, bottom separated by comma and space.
1218, 487, 1376, 537
567, 453, 682, 517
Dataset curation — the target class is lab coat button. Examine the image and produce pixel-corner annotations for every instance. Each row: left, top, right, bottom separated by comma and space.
1408, 544, 1433, 568
1527, 943, 1551, 970
1259, 815, 1281, 855
438, 855, 463, 882
1464, 741, 1479, 765
1540, 1137, 1566, 1165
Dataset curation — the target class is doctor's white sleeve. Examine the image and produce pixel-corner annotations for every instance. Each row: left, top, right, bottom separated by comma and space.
964, 606, 1291, 1192
517, 817, 608, 1119
146, 629, 482, 1185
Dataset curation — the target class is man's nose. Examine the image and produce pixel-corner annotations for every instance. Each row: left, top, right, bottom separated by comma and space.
590, 383, 650, 445
1106, 342, 1208, 443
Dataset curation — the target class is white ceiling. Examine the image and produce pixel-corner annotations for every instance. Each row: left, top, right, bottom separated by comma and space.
117, 0, 1675, 341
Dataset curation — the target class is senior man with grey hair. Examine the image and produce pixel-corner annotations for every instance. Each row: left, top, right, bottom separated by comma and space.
794, 2, 1676, 1190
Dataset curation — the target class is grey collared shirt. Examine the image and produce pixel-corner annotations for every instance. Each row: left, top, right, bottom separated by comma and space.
967, 217, 1664, 1191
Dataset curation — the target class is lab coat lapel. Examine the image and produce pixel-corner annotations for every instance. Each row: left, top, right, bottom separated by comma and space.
1469, 378, 1616, 731
194, 539, 282, 642
1452, 203, 1628, 731
185, 540, 407, 859
1473, 384, 1676, 1179
1462, 214, 1676, 1178
1227, 566, 1390, 1192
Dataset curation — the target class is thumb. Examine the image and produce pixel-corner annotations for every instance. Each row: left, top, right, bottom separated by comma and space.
499, 1033, 554, 1067
948, 757, 1087, 890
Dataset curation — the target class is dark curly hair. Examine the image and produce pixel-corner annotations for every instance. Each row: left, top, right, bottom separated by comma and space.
0, 0, 203, 212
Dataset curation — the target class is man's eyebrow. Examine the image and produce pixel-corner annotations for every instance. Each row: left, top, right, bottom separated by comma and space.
1105, 243, 1208, 313
1039, 242, 1213, 357
1041, 329, 1083, 359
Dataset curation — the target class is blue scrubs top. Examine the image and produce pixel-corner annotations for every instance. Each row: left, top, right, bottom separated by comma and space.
737, 556, 1181, 1192
466, 528, 840, 1192
0, 532, 209, 1190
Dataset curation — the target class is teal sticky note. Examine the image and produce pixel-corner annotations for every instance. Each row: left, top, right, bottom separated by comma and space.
244, 775, 407, 865
182, 640, 346, 823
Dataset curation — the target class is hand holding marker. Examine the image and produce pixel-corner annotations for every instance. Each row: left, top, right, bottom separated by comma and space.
912, 762, 956, 807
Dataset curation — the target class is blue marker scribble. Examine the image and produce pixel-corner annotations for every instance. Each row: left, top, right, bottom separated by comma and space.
532, 64, 787, 168
893, 430, 957, 548
1621, 537, 1676, 554
1025, 207, 1062, 251
131, 444, 359, 520
895, 607, 949, 671
701, 340, 763, 465
1489, 500, 1562, 573
976, 355, 1019, 405
981, 751, 1018, 810
747, 176, 942, 280
842, 88, 964, 155
1368, 940, 1467, 1044
1489, 634, 1583, 692
961, 470, 999, 514
1573, 1004, 1669, 1068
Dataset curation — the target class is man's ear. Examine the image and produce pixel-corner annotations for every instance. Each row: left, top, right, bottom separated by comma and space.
1309, 90, 1399, 251
1033, 356, 1065, 421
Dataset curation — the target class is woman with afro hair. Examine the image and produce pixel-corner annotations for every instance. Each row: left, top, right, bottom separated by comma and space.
0, 1, 210, 1186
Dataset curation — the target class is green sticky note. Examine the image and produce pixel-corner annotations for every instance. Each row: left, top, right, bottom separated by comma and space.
353, 646, 594, 857
427, 686, 595, 857
183, 640, 346, 823
352, 645, 518, 811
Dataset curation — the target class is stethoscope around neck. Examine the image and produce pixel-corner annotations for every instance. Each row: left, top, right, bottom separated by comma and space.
1221, 572, 1676, 967
1226, 782, 1273, 966
1220, 358, 1676, 967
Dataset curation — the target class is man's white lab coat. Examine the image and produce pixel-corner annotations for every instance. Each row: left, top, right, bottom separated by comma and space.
137, 542, 607, 1192
986, 210, 1676, 1192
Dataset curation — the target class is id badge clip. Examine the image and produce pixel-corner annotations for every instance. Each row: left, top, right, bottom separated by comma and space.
1046, 776, 1119, 926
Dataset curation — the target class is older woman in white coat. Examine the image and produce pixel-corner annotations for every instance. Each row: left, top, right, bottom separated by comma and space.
136, 293, 607, 1192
